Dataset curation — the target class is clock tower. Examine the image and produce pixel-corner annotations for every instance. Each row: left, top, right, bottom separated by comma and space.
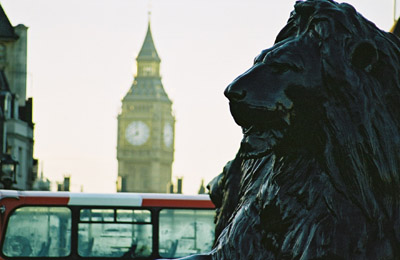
117, 21, 175, 193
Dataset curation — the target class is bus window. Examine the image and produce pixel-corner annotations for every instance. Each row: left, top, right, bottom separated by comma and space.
117, 209, 150, 223
2, 206, 71, 257
78, 208, 152, 257
159, 209, 215, 258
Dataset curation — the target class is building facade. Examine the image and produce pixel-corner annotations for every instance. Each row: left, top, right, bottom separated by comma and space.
0, 4, 36, 190
117, 22, 175, 193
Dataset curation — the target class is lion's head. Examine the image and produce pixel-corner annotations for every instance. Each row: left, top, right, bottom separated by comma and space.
225, 0, 400, 161
210, 0, 400, 259
225, 25, 323, 159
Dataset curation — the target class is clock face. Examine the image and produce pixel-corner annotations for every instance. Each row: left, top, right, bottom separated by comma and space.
125, 121, 150, 146
163, 122, 173, 148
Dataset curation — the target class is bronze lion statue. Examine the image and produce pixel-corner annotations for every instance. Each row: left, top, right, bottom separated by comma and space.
162, 0, 400, 259
206, 0, 400, 259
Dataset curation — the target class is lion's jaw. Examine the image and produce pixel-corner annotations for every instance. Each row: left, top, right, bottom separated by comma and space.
239, 128, 282, 158
228, 101, 291, 158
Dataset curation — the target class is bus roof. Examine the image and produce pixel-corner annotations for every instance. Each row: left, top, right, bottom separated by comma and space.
0, 190, 215, 208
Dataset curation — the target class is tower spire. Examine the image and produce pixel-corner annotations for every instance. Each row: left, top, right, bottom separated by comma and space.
148, 0, 152, 24
136, 20, 160, 62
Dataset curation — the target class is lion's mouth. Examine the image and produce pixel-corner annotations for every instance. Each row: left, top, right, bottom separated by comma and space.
230, 102, 290, 129
229, 101, 291, 158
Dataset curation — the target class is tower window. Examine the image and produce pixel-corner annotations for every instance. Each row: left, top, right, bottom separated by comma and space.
143, 66, 153, 76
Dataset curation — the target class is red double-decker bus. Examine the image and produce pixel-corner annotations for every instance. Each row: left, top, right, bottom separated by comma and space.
0, 190, 215, 260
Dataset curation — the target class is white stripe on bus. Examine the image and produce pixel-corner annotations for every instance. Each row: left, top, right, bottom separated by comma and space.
68, 193, 143, 206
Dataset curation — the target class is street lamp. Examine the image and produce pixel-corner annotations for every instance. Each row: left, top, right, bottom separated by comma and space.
0, 154, 17, 189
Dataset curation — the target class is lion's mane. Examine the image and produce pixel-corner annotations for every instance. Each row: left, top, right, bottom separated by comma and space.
209, 0, 400, 259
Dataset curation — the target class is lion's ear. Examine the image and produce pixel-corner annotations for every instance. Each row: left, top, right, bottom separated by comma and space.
351, 41, 378, 72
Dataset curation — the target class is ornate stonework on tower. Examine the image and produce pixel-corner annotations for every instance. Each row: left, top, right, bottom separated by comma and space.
117, 22, 175, 193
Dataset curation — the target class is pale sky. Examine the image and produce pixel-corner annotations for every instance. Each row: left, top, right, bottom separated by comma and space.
1, 0, 398, 194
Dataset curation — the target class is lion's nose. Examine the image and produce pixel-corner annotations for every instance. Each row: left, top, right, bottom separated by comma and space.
224, 84, 246, 102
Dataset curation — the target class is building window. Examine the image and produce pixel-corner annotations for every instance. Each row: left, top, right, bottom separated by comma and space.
0, 44, 6, 65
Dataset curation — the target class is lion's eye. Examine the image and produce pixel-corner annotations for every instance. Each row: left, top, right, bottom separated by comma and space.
268, 62, 292, 74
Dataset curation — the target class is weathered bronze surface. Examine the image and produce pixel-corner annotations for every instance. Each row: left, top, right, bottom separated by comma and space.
164, 0, 400, 259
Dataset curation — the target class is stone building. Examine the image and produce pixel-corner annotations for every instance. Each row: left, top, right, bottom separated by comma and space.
0, 4, 36, 190
117, 21, 175, 193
